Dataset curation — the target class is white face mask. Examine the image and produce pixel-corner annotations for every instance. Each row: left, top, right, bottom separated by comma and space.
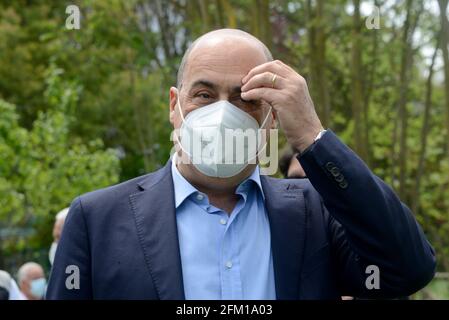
175, 99, 272, 178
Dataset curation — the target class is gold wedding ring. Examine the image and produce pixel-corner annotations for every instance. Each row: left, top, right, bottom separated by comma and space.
271, 73, 277, 88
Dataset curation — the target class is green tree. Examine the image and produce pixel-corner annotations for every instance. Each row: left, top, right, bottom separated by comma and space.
0, 67, 120, 265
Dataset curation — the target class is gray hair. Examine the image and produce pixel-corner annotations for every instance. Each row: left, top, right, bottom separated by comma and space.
176, 29, 273, 89
17, 262, 42, 284
55, 207, 69, 221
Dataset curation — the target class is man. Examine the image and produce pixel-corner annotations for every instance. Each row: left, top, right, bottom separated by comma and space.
49, 208, 69, 265
47, 29, 435, 300
17, 262, 47, 300
279, 146, 307, 178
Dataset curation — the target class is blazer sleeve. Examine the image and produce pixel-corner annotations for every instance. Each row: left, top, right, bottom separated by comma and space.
46, 197, 93, 299
298, 130, 436, 298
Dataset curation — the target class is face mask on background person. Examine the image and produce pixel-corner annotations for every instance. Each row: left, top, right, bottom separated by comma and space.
176, 99, 272, 178
30, 277, 46, 299
49, 242, 57, 265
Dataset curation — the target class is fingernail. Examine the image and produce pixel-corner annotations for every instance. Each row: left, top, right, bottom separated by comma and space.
242, 76, 247, 84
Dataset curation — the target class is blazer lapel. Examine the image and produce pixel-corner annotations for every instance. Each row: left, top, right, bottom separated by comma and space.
129, 161, 185, 300
261, 176, 307, 300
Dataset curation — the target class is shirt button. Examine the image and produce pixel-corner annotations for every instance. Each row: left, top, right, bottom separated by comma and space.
219, 218, 227, 225
225, 261, 233, 269
196, 193, 204, 201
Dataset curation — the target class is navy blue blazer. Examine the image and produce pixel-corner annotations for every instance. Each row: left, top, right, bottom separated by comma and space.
46, 131, 436, 299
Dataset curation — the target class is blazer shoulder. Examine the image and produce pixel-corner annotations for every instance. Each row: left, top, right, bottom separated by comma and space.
78, 163, 170, 210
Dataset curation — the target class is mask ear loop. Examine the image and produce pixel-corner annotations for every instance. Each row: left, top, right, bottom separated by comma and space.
245, 106, 273, 165
176, 96, 188, 123
257, 106, 273, 153
259, 106, 273, 130
173, 97, 193, 160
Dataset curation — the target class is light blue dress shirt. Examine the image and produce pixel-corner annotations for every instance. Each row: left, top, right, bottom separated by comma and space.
171, 159, 276, 300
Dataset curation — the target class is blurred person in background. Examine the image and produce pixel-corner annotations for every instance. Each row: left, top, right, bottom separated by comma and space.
17, 262, 46, 300
8, 276, 26, 300
49, 207, 69, 265
0, 270, 12, 300
279, 146, 306, 179
0, 270, 25, 300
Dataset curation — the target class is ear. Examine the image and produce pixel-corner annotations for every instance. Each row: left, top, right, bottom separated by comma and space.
169, 87, 178, 126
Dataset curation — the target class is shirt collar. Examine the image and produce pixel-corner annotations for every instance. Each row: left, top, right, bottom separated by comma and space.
170, 155, 265, 209
171, 155, 198, 208
238, 165, 265, 201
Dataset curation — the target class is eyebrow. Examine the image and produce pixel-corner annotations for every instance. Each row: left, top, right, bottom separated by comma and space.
189, 80, 217, 91
188, 80, 242, 95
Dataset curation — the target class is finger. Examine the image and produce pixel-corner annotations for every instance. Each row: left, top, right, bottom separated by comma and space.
242, 60, 288, 84
240, 87, 279, 105
241, 72, 286, 92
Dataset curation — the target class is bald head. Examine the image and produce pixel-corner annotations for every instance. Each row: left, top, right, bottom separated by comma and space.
177, 29, 273, 88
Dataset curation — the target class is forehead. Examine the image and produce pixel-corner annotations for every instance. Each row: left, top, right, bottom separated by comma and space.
183, 39, 268, 90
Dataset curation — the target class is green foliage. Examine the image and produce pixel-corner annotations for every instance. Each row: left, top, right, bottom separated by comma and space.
0, 68, 120, 260
0, 0, 449, 279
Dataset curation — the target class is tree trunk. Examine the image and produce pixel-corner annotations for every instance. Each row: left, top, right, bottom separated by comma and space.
307, 0, 331, 128
250, 0, 271, 47
395, 0, 422, 200
215, 0, 225, 27
411, 38, 439, 214
362, 0, 383, 167
129, 67, 151, 172
438, 0, 449, 155
350, 0, 368, 160
198, 0, 211, 32
396, 0, 413, 199
153, 0, 173, 60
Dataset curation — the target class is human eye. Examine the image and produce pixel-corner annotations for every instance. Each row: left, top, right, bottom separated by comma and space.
193, 91, 214, 104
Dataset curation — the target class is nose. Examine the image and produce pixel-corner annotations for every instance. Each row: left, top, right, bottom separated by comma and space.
218, 92, 232, 102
